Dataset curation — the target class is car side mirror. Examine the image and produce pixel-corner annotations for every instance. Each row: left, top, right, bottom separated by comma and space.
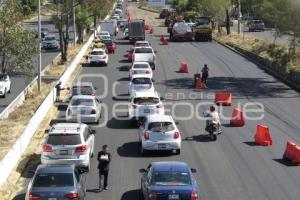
154, 50, 157, 53
160, 97, 164, 101
151, 79, 155, 83
191, 168, 197, 173
139, 168, 147, 173
175, 121, 179, 125
94, 87, 97, 90
90, 130, 96, 134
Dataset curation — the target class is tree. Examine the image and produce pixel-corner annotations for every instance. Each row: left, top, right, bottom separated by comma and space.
0, 0, 38, 75
75, 5, 92, 43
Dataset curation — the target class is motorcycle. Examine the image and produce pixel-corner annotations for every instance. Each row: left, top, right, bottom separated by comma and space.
204, 112, 222, 141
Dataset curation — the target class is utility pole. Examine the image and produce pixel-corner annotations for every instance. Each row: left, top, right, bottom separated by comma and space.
237, 0, 242, 34
37, 0, 42, 91
73, 0, 77, 47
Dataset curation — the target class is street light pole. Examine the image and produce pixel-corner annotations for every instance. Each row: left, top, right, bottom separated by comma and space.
73, 0, 77, 47
237, 0, 242, 34
37, 0, 42, 91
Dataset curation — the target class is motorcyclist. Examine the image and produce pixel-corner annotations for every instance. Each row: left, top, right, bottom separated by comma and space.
204, 106, 221, 131
201, 64, 209, 84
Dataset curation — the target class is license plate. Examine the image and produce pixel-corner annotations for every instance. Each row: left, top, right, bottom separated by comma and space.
48, 198, 57, 200
144, 109, 150, 113
60, 150, 68, 155
80, 110, 87, 114
158, 144, 166, 149
168, 194, 179, 200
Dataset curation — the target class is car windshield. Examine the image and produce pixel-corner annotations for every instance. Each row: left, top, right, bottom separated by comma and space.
71, 98, 94, 106
72, 86, 94, 95
151, 171, 191, 186
133, 97, 159, 105
45, 37, 55, 41
148, 122, 175, 132
41, 28, 48, 32
134, 48, 153, 54
133, 64, 149, 69
132, 78, 151, 84
91, 51, 104, 55
47, 134, 82, 145
33, 173, 74, 187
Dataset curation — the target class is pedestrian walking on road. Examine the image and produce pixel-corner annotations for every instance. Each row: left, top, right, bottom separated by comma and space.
201, 64, 209, 84
97, 145, 111, 192
55, 81, 63, 102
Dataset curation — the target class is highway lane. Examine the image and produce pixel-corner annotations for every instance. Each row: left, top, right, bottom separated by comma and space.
12, 27, 300, 200
0, 15, 74, 113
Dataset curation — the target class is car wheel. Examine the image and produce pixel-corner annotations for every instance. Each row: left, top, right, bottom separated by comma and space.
8, 88, 11, 93
175, 149, 180, 155
3, 89, 6, 98
140, 144, 146, 156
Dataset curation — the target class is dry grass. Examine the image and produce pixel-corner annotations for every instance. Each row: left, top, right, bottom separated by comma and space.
128, 4, 164, 27
214, 31, 300, 71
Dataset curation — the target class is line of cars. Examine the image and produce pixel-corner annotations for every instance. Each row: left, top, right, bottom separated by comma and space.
125, 39, 199, 199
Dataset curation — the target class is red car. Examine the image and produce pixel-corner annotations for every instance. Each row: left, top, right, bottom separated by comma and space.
127, 47, 134, 61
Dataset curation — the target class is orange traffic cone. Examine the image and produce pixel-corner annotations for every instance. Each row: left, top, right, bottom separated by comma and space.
254, 124, 272, 146
215, 92, 232, 106
160, 35, 165, 42
283, 140, 300, 165
149, 27, 154, 34
230, 108, 245, 127
195, 79, 208, 89
162, 39, 168, 45
179, 62, 189, 73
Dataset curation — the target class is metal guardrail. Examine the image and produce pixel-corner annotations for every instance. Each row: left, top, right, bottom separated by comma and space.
0, 53, 61, 119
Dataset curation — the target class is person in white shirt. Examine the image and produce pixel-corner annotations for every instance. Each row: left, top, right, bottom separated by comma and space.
204, 106, 221, 129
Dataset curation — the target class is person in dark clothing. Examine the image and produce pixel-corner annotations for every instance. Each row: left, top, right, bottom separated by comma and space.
201, 64, 209, 84
55, 81, 63, 102
97, 145, 111, 191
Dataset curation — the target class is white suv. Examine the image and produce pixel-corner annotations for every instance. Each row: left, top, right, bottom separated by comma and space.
0, 75, 11, 98
139, 114, 181, 155
41, 123, 95, 171
128, 74, 155, 97
128, 91, 164, 125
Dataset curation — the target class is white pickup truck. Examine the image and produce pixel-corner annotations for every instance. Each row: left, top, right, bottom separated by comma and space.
132, 47, 157, 70
0, 75, 11, 98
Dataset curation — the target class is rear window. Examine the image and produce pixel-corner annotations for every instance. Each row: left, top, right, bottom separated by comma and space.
133, 97, 160, 105
44, 37, 55, 41
71, 98, 94, 106
151, 171, 191, 186
148, 122, 175, 132
132, 78, 151, 84
133, 64, 149, 69
91, 51, 104, 55
135, 43, 149, 47
47, 134, 82, 145
72, 86, 94, 95
33, 173, 74, 187
134, 48, 153, 54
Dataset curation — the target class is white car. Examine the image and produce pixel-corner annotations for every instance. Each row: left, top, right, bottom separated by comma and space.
135, 41, 151, 47
41, 123, 95, 171
132, 47, 157, 70
128, 74, 155, 97
0, 75, 11, 98
128, 91, 164, 125
42, 35, 59, 50
139, 114, 181, 155
66, 95, 102, 124
129, 62, 153, 79
88, 48, 108, 66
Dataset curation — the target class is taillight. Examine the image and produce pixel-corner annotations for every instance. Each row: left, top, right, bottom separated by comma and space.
132, 104, 137, 109
91, 109, 96, 114
103, 55, 107, 59
148, 192, 157, 200
146, 70, 151, 74
174, 131, 180, 139
191, 192, 198, 200
91, 92, 96, 96
156, 104, 163, 108
133, 70, 137, 74
64, 192, 80, 199
75, 145, 87, 152
42, 144, 53, 152
144, 131, 150, 140
29, 192, 40, 200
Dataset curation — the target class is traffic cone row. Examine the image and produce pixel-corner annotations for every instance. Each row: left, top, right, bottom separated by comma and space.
254, 124, 273, 146
283, 141, 300, 165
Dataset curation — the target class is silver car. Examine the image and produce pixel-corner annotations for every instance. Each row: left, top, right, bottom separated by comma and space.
66, 95, 102, 124
25, 164, 86, 200
41, 123, 95, 171
139, 114, 181, 155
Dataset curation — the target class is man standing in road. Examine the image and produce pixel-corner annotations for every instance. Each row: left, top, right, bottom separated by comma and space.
97, 145, 111, 192
201, 64, 209, 84
55, 81, 63, 102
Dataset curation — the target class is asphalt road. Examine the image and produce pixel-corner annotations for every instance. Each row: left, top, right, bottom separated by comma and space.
12, 23, 300, 200
0, 15, 74, 113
